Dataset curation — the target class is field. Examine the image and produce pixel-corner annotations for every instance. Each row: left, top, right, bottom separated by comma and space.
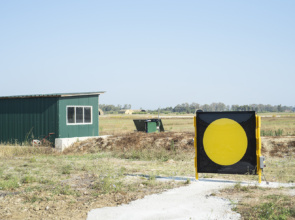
259, 113, 295, 136
99, 113, 295, 136
0, 113, 295, 219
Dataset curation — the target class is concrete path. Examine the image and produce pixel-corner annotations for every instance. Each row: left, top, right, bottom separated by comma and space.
87, 179, 239, 220
87, 179, 295, 220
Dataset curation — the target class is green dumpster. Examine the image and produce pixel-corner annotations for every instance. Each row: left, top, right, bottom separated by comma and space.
146, 120, 157, 133
133, 119, 164, 133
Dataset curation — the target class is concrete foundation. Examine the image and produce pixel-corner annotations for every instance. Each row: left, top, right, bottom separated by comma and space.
55, 136, 99, 152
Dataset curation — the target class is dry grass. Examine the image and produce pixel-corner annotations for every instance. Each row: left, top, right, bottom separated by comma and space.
0, 112, 294, 219
0, 144, 54, 158
260, 116, 295, 136
0, 133, 294, 219
201, 155, 295, 184
161, 118, 194, 132
99, 113, 295, 136
219, 185, 295, 220
263, 157, 295, 183
0, 148, 187, 219
99, 115, 195, 135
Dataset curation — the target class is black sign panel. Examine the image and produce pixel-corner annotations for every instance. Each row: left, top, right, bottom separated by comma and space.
196, 111, 257, 175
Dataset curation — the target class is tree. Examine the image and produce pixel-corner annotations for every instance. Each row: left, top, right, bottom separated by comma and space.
122, 104, 131, 109
277, 104, 282, 112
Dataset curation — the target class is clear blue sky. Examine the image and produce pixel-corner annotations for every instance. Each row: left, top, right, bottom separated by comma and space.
1, 1, 294, 109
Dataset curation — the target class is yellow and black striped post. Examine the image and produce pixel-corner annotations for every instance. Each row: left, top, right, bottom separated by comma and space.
256, 115, 262, 183
194, 116, 198, 180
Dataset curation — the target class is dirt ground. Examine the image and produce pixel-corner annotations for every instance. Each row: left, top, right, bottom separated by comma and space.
1, 132, 294, 219
262, 136, 295, 157
64, 132, 195, 154
64, 132, 295, 157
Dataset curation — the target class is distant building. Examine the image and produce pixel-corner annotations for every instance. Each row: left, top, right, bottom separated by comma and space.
118, 109, 146, 115
99, 108, 104, 115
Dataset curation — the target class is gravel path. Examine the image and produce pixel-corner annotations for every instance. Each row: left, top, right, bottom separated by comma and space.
87, 179, 239, 220
87, 179, 295, 220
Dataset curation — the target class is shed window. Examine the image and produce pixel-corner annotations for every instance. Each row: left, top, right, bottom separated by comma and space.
67, 106, 92, 125
84, 107, 91, 123
67, 107, 75, 123
76, 107, 83, 123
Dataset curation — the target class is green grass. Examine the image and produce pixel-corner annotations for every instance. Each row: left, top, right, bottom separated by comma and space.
92, 175, 123, 194
21, 175, 36, 184
61, 164, 72, 174
0, 177, 21, 190
261, 129, 284, 136
233, 182, 250, 192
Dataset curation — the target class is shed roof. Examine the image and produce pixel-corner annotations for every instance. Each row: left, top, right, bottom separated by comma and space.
0, 91, 105, 99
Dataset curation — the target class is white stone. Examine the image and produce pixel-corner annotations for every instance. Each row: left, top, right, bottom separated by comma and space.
54, 135, 111, 152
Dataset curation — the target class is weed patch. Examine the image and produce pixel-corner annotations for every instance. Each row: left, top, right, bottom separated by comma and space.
219, 186, 295, 220
261, 129, 284, 137
24, 194, 43, 203
61, 165, 72, 175
233, 182, 250, 192
53, 185, 78, 196
92, 175, 123, 194
21, 175, 36, 184
0, 178, 21, 190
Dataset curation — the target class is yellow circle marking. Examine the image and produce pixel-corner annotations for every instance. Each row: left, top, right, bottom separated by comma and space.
203, 118, 247, 166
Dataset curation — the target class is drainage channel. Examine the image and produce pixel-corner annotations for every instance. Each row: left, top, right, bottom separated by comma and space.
124, 174, 197, 182
124, 174, 262, 185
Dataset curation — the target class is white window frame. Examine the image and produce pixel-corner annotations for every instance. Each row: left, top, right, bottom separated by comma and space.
66, 106, 93, 125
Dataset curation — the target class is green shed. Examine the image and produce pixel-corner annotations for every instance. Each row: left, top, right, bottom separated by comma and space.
0, 92, 105, 151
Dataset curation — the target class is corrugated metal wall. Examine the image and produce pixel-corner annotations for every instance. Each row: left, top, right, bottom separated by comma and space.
58, 95, 99, 138
0, 97, 58, 144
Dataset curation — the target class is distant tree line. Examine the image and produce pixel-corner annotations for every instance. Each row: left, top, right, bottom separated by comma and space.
100, 104, 131, 113
100, 103, 294, 114
156, 103, 294, 114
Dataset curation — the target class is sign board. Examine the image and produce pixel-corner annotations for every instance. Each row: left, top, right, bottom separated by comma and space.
194, 111, 262, 182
